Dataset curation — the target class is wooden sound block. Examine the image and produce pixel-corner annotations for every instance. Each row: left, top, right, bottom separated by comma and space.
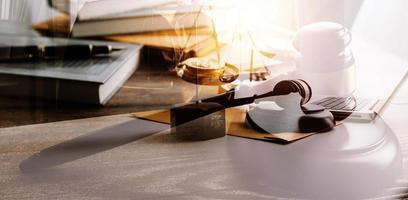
170, 102, 226, 141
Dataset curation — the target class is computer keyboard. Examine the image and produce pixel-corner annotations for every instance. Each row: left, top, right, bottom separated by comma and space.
313, 97, 371, 111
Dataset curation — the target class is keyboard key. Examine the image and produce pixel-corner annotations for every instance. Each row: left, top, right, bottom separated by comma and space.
325, 97, 348, 108
320, 97, 341, 107
313, 96, 367, 111
313, 97, 333, 105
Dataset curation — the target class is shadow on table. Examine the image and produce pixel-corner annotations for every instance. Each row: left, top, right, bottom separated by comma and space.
19, 119, 169, 172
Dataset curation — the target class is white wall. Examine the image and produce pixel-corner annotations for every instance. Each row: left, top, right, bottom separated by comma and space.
295, 0, 408, 61
351, 0, 408, 61
295, 0, 364, 29
0, 0, 58, 24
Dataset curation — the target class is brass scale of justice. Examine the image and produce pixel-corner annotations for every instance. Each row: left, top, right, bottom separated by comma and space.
174, 4, 272, 86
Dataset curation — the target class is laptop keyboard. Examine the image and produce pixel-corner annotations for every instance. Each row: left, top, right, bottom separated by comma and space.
313, 97, 371, 111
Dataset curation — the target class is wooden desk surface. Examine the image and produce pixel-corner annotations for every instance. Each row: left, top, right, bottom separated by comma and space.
0, 71, 408, 200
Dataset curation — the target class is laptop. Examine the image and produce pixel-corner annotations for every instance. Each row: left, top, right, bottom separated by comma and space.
312, 96, 385, 121
303, 0, 408, 121
311, 35, 408, 121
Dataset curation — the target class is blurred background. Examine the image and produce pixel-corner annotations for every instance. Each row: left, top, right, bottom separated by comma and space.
1, 0, 407, 60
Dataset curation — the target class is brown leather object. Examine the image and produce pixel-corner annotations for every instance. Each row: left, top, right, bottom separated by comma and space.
245, 94, 335, 134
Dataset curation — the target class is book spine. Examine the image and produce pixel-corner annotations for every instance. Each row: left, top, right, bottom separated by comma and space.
0, 74, 101, 105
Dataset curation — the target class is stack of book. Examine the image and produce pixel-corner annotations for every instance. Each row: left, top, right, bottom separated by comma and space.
0, 35, 143, 105
35, 0, 222, 62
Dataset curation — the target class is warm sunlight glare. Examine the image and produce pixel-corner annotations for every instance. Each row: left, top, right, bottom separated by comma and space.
205, 0, 297, 69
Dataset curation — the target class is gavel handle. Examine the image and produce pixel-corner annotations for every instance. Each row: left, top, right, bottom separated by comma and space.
201, 90, 255, 108
201, 79, 312, 108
